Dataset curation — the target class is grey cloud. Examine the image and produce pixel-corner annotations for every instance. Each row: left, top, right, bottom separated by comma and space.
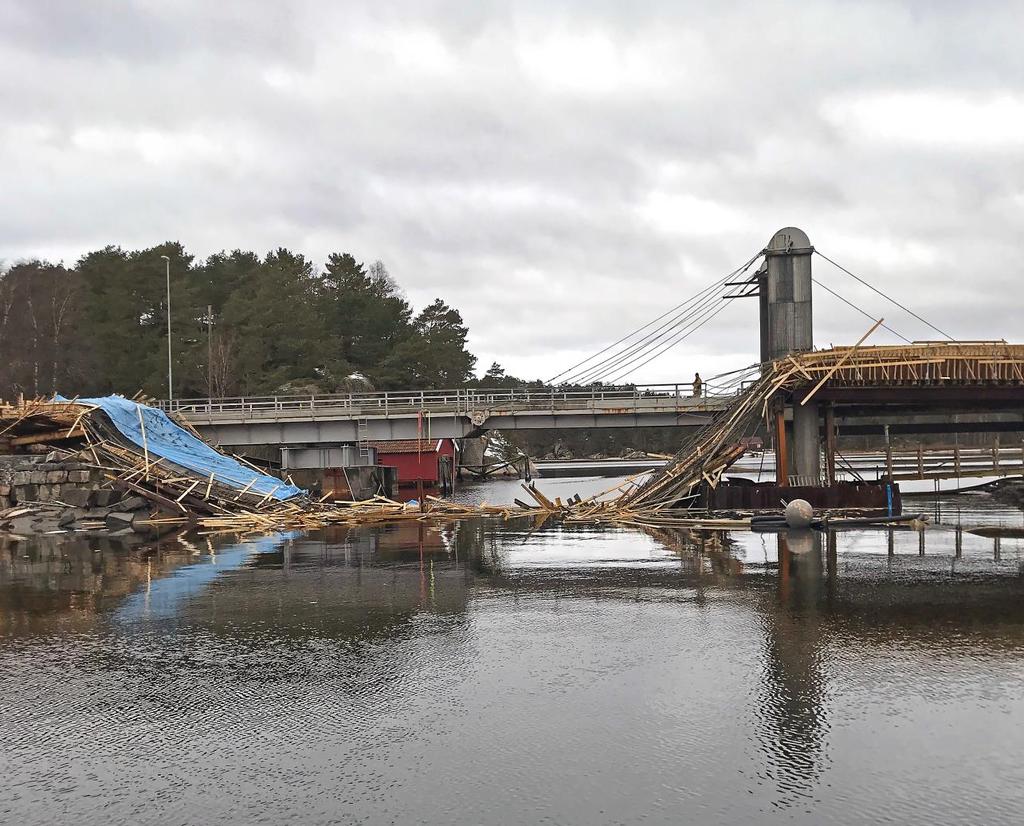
1, 0, 1022, 383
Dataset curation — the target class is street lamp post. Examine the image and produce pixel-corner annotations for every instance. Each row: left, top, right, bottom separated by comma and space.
160, 254, 173, 401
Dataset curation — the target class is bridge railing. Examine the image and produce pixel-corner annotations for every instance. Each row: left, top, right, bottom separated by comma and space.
158, 382, 735, 418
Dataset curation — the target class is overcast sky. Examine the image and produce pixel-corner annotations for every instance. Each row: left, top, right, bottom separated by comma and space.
2, 0, 1022, 383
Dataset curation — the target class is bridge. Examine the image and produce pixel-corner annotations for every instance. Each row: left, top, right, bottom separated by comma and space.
163, 382, 731, 447
161, 225, 1024, 494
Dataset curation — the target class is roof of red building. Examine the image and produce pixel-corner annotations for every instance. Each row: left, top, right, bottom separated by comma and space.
367, 439, 449, 454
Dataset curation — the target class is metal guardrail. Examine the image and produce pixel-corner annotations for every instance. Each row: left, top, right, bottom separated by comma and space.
159, 382, 734, 419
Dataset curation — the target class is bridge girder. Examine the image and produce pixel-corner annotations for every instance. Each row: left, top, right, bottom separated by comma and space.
191, 410, 715, 447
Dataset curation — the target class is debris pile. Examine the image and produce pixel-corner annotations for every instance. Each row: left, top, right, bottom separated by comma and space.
0, 396, 557, 535
3, 343, 1015, 536
0, 396, 306, 533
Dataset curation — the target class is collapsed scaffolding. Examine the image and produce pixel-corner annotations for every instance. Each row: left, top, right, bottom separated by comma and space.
3, 342, 1022, 534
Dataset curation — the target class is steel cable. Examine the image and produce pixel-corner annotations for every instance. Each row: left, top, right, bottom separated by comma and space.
553, 252, 762, 385
571, 282, 733, 385
815, 249, 954, 341
549, 252, 762, 384
811, 277, 911, 343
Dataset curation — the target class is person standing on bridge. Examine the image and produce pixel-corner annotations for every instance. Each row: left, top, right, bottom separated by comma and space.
692, 372, 702, 397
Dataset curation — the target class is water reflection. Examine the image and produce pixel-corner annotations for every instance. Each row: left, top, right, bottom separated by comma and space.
2, 502, 1024, 824
0, 532, 197, 636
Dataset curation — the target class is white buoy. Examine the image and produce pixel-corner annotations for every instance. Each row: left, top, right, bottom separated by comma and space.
784, 498, 814, 529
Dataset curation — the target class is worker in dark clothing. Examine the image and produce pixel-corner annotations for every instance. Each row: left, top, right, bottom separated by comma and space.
692, 372, 703, 397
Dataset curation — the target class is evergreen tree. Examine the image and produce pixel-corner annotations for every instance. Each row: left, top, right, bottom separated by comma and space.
1, 243, 483, 400
0, 261, 82, 398
192, 249, 262, 317
76, 242, 195, 397
475, 361, 518, 389
221, 248, 329, 394
380, 298, 476, 388
319, 254, 412, 382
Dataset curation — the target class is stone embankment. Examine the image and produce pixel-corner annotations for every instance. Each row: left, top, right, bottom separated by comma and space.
0, 454, 158, 536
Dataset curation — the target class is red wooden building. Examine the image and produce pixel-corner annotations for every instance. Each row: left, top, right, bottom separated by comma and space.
367, 439, 457, 491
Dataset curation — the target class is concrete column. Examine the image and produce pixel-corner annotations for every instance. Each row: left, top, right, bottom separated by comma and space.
762, 227, 818, 483
792, 402, 821, 484
458, 436, 486, 471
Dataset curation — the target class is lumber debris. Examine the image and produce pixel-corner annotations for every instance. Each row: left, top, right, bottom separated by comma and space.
2, 342, 1023, 534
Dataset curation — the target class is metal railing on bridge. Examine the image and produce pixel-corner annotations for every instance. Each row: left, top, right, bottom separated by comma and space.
158, 382, 735, 419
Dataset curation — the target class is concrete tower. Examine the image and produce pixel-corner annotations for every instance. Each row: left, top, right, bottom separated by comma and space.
761, 227, 813, 362
760, 227, 820, 484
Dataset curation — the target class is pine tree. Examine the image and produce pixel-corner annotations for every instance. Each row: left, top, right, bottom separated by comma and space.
319, 254, 412, 383
380, 298, 476, 388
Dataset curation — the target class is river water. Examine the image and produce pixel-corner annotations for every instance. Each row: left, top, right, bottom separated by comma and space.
2, 478, 1024, 825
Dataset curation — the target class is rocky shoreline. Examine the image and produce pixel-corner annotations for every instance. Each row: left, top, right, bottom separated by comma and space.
0, 454, 163, 537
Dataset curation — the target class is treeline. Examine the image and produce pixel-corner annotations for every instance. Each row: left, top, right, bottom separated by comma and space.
0, 242, 488, 400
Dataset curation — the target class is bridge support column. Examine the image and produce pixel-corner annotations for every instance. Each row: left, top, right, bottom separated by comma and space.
792, 402, 821, 485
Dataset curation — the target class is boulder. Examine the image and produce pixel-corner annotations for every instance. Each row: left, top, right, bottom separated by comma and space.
8, 515, 36, 534
90, 489, 116, 507
105, 511, 136, 529
60, 488, 92, 508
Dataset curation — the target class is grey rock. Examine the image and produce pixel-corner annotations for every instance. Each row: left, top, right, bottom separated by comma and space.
60, 488, 92, 508
90, 489, 116, 507
105, 511, 135, 529
13, 485, 37, 503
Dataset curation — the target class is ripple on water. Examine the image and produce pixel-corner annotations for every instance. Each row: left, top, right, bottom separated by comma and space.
2, 510, 1024, 824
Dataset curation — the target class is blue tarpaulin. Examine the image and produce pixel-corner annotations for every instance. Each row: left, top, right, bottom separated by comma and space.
59, 395, 303, 501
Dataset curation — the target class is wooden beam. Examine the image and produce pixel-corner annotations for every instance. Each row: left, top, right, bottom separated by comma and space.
800, 318, 885, 406
10, 426, 84, 446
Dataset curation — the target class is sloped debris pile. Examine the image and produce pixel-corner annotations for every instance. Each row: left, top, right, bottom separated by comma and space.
0, 396, 554, 535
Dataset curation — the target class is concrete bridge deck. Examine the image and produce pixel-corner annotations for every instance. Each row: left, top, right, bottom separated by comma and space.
162, 383, 732, 446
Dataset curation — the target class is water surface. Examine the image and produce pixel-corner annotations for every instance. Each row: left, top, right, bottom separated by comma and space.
2, 483, 1024, 825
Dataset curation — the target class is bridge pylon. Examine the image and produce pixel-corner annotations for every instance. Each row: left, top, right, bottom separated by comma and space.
760, 227, 820, 485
